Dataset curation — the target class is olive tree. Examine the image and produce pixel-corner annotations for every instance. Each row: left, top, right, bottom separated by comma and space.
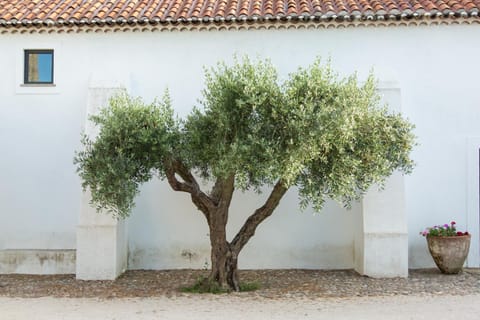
75, 58, 415, 291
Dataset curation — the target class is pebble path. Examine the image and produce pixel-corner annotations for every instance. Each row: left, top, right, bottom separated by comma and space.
1, 268, 479, 298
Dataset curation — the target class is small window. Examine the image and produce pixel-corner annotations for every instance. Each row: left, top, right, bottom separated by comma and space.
24, 50, 54, 84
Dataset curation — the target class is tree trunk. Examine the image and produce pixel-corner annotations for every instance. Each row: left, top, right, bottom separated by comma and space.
207, 206, 240, 291
165, 163, 286, 292
205, 180, 287, 292
209, 237, 240, 291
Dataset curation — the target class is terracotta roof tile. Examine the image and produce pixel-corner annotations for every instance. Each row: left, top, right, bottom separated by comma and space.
0, 0, 479, 27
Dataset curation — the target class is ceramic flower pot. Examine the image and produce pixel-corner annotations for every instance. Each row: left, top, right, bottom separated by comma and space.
427, 234, 471, 274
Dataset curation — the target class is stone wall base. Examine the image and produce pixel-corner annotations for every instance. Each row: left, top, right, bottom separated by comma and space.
0, 249, 75, 274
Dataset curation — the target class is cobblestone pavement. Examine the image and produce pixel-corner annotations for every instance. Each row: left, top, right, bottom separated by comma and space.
1, 268, 479, 298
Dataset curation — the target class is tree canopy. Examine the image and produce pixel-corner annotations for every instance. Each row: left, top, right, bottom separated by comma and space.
75, 57, 415, 291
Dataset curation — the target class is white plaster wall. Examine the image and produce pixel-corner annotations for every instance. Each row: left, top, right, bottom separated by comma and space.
128, 180, 356, 269
1, 23, 479, 270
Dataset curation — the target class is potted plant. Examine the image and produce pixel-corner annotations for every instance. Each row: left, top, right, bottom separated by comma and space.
420, 221, 471, 274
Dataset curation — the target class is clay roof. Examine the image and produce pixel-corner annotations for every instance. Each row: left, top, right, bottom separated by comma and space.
0, 0, 479, 28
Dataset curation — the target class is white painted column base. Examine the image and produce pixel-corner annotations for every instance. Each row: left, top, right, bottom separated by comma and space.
76, 85, 128, 280
355, 172, 408, 278
360, 233, 408, 278
76, 219, 127, 280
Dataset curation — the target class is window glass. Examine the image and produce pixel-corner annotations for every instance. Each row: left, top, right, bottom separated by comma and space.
24, 50, 54, 84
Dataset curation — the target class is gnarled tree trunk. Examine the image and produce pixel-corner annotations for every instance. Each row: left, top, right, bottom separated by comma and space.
206, 176, 240, 291
207, 180, 288, 291
165, 159, 288, 292
209, 234, 239, 291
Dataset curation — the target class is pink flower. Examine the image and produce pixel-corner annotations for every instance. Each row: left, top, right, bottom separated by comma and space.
451, 221, 456, 225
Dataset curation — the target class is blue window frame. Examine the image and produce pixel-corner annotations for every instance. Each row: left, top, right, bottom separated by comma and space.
24, 50, 54, 84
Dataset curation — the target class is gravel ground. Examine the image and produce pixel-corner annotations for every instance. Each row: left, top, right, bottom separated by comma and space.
1, 295, 480, 320
1, 268, 480, 298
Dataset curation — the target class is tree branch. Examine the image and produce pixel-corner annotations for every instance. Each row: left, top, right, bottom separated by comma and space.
165, 165, 194, 193
231, 180, 288, 254
164, 159, 215, 218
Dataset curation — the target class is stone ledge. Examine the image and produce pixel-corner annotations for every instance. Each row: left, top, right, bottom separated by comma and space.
0, 249, 75, 274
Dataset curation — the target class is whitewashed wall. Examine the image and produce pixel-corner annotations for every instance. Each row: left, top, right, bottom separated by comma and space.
0, 23, 479, 272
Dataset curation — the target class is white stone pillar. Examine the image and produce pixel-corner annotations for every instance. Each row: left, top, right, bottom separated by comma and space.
354, 83, 408, 278
354, 172, 408, 277
76, 87, 128, 280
